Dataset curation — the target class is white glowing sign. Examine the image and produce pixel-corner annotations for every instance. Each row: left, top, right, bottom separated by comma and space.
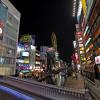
95, 55, 100, 64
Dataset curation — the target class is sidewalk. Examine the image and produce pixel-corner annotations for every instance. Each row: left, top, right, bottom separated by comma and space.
64, 73, 85, 89
95, 79, 100, 87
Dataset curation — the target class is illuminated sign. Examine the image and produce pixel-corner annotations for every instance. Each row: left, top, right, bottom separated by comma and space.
24, 60, 29, 64
73, 41, 77, 48
84, 26, 89, 36
85, 38, 91, 47
95, 55, 100, 64
22, 52, 29, 57
76, 32, 82, 35
72, 0, 77, 17
80, 47, 84, 51
82, 0, 87, 16
17, 59, 24, 63
79, 43, 83, 47
86, 0, 95, 21
78, 37, 82, 41
20, 35, 32, 43
77, 0, 82, 16
80, 50, 84, 54
0, 28, 3, 35
86, 48, 89, 53
36, 61, 40, 65
0, 21, 4, 40
31, 45, 36, 50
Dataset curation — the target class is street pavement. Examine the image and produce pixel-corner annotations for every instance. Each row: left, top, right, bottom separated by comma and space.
64, 73, 85, 89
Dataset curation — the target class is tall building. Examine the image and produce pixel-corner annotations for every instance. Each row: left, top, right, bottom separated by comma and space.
72, 0, 100, 80
75, 24, 86, 66
0, 0, 21, 75
17, 35, 36, 71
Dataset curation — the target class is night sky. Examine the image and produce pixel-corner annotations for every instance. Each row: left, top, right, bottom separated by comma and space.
9, 0, 76, 62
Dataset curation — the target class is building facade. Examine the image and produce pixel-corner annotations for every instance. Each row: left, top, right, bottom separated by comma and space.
0, 0, 21, 75
73, 0, 100, 80
17, 35, 36, 71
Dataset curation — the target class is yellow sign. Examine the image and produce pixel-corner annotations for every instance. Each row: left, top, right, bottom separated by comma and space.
82, 0, 87, 16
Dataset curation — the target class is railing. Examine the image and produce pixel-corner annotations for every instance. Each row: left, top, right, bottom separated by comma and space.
0, 76, 92, 100
85, 78, 100, 100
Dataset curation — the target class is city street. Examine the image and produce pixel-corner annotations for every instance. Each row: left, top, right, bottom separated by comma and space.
0, 0, 100, 100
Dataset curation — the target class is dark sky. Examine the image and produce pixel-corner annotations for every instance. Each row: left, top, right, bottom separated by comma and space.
9, 0, 76, 62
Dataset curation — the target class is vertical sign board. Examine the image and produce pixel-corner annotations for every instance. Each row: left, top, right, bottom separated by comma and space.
82, 0, 87, 16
